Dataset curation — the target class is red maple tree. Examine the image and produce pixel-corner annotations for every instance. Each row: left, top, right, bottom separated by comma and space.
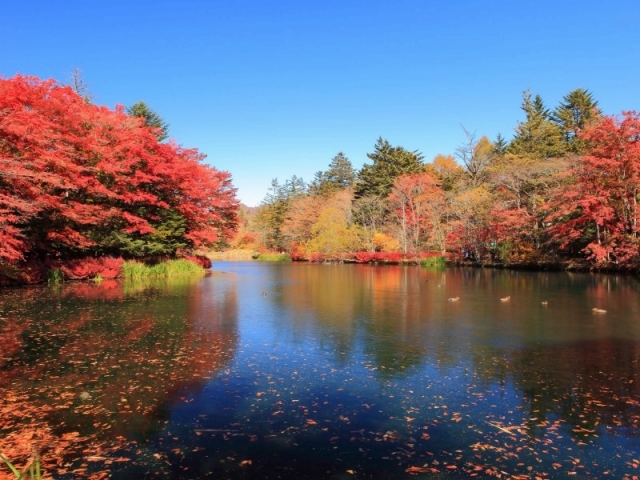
545, 111, 640, 267
0, 75, 238, 270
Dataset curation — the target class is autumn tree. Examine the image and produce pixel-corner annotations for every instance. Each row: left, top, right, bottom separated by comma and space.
281, 189, 354, 254
387, 173, 448, 255
254, 176, 307, 251
305, 206, 361, 261
545, 112, 640, 267
448, 186, 494, 262
487, 153, 572, 259
127, 100, 170, 142
351, 195, 388, 252
455, 129, 494, 187
0, 75, 238, 268
425, 154, 464, 192
355, 138, 425, 198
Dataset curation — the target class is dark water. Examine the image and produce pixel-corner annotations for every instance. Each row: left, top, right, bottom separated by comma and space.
1, 264, 640, 479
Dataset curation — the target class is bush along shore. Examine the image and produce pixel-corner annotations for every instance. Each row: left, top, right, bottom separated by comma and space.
0, 255, 212, 287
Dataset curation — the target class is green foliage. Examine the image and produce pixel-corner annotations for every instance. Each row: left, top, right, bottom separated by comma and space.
0, 453, 42, 479
355, 138, 425, 198
127, 100, 169, 141
254, 177, 307, 251
509, 90, 567, 159
309, 152, 356, 196
419, 256, 446, 268
255, 252, 291, 261
122, 259, 205, 279
552, 88, 600, 153
47, 269, 64, 284
492, 133, 509, 157
97, 209, 189, 258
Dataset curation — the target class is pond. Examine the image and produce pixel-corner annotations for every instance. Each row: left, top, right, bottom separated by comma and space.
1, 263, 640, 479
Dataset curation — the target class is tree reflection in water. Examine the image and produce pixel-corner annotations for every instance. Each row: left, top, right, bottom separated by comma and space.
2, 265, 640, 478
0, 275, 238, 476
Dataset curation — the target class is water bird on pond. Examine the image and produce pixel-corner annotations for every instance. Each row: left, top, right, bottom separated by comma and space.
541, 301, 548, 306
448, 297, 460, 302
500, 296, 511, 302
592, 308, 607, 314
262, 291, 267, 296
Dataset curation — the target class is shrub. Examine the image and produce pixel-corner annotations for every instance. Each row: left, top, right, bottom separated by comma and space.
420, 255, 446, 268
57, 257, 124, 280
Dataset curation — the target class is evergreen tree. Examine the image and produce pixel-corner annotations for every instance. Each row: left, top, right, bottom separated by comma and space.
309, 152, 356, 196
127, 100, 170, 141
509, 90, 567, 159
254, 176, 307, 250
355, 138, 424, 198
492, 133, 508, 157
552, 88, 600, 153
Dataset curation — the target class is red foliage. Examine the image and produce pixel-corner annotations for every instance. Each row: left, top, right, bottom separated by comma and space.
545, 112, 640, 267
182, 254, 211, 269
353, 252, 406, 263
57, 257, 124, 280
0, 75, 239, 271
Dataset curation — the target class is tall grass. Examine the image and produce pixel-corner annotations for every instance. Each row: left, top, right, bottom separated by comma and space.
122, 259, 206, 279
420, 256, 446, 268
46, 269, 64, 284
0, 453, 42, 479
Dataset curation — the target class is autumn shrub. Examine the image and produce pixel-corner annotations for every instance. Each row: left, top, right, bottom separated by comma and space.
354, 252, 376, 263
182, 254, 212, 269
308, 252, 326, 263
232, 232, 257, 249
55, 257, 124, 281
373, 232, 401, 252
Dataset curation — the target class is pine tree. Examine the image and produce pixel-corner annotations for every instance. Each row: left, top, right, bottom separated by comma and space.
309, 152, 356, 196
492, 133, 508, 157
355, 138, 424, 198
509, 90, 567, 159
552, 88, 600, 153
127, 101, 170, 141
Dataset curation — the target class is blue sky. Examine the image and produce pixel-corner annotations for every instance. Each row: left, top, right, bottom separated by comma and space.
3, 1, 640, 206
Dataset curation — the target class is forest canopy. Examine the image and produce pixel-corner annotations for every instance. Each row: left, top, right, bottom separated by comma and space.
243, 89, 640, 271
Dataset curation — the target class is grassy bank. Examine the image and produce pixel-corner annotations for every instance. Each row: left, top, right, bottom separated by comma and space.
122, 259, 206, 280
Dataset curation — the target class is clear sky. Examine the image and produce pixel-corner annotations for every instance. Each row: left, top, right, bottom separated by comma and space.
3, 1, 640, 206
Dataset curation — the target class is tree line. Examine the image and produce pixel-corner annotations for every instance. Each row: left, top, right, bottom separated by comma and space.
242, 88, 640, 270
0, 75, 239, 283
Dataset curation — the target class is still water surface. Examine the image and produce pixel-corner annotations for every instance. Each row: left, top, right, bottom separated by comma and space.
1, 263, 639, 478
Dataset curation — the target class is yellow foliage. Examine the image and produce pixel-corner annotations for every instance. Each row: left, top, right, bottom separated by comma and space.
373, 232, 401, 252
